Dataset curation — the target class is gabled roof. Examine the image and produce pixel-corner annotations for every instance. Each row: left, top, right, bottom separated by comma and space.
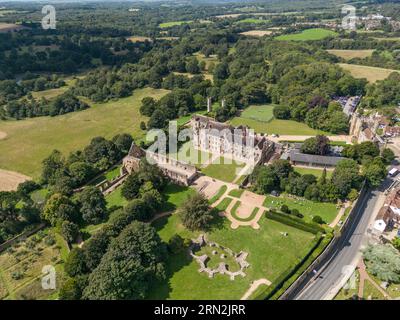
127, 143, 146, 159
289, 150, 344, 166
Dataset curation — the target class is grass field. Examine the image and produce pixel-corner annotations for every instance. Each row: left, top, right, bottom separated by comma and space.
263, 194, 338, 224
161, 184, 196, 211
239, 30, 273, 37
148, 213, 315, 299
293, 167, 333, 179
169, 141, 212, 168
327, 49, 374, 60
0, 87, 168, 178
275, 28, 337, 41
237, 18, 266, 24
229, 117, 327, 136
194, 52, 219, 71
127, 36, 152, 42
202, 157, 245, 183
239, 104, 276, 122
105, 186, 128, 209
0, 230, 68, 300
339, 63, 399, 83
159, 21, 193, 28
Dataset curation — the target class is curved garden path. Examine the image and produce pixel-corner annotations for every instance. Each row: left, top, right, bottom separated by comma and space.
241, 278, 272, 300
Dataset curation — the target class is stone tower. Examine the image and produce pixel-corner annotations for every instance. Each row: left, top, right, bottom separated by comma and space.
207, 97, 212, 113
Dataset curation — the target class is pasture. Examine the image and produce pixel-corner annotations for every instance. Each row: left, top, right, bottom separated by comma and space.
0, 88, 169, 178
148, 213, 316, 299
327, 49, 374, 60
338, 63, 399, 83
239, 30, 273, 37
275, 28, 337, 41
239, 104, 276, 122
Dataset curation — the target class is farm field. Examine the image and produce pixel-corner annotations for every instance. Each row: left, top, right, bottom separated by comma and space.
338, 63, 399, 83
327, 49, 374, 60
263, 194, 339, 224
239, 30, 273, 37
0, 230, 68, 300
0, 23, 26, 32
0, 169, 31, 192
127, 36, 152, 42
202, 157, 245, 183
159, 21, 193, 28
275, 28, 337, 41
293, 167, 333, 179
229, 117, 328, 136
148, 213, 316, 299
0, 88, 169, 179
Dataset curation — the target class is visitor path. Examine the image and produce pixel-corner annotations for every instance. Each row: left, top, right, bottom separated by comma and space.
241, 278, 272, 300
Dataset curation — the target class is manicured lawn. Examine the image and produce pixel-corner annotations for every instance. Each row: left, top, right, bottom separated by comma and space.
169, 141, 212, 168
202, 157, 245, 183
0, 88, 169, 178
105, 187, 128, 209
293, 167, 333, 179
338, 63, 399, 83
275, 28, 337, 41
216, 197, 233, 211
363, 279, 386, 300
175, 110, 207, 126
148, 213, 316, 299
263, 194, 339, 224
239, 104, 276, 122
229, 117, 328, 136
209, 185, 227, 204
161, 183, 196, 211
159, 21, 193, 28
229, 188, 244, 198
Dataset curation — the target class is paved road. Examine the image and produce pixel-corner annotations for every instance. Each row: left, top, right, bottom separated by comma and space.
293, 178, 393, 300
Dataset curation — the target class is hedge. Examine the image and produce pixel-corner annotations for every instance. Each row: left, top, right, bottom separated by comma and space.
252, 232, 332, 300
265, 210, 325, 235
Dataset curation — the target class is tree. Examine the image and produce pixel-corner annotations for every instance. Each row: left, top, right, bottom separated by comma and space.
78, 186, 106, 224
59, 275, 88, 300
82, 227, 112, 272
42, 194, 77, 226
393, 237, 400, 251
331, 159, 360, 199
363, 244, 400, 283
124, 199, 149, 222
312, 215, 324, 224
363, 158, 387, 188
178, 193, 213, 231
168, 234, 186, 254
64, 248, 88, 277
251, 166, 279, 194
121, 173, 142, 200
382, 148, 395, 165
112, 133, 133, 154
273, 105, 291, 119
69, 161, 95, 186
301, 135, 330, 155
82, 222, 166, 300
61, 221, 80, 244
41, 150, 64, 184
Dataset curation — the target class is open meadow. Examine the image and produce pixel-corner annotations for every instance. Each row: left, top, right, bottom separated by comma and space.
275, 28, 337, 41
338, 63, 400, 83
327, 49, 374, 60
0, 88, 169, 179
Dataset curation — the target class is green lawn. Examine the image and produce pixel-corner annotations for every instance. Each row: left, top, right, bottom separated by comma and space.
293, 167, 333, 179
229, 117, 327, 136
0, 88, 169, 179
228, 188, 244, 198
148, 213, 316, 299
239, 104, 276, 123
363, 279, 386, 300
263, 194, 339, 224
202, 157, 245, 183
169, 141, 212, 168
161, 183, 196, 211
159, 21, 193, 28
175, 110, 207, 126
105, 186, 128, 209
275, 28, 338, 41
209, 185, 227, 204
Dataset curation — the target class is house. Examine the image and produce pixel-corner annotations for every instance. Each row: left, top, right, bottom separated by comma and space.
191, 115, 275, 165
122, 143, 198, 186
373, 189, 400, 234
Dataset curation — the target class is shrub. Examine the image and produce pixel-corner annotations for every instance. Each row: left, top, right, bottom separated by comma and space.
281, 205, 290, 214
265, 210, 324, 234
312, 215, 324, 224
168, 234, 186, 254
